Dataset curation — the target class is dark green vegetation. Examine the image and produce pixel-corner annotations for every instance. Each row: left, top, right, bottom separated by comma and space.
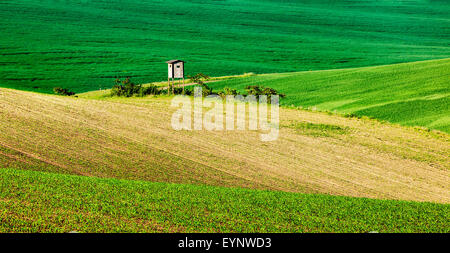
1, 168, 448, 233
110, 77, 160, 97
187, 73, 211, 96
184, 84, 285, 100
53, 87, 76, 96
1, 0, 449, 93
211, 59, 450, 132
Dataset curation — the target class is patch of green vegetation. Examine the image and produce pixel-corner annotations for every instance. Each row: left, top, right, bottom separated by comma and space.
0, 168, 448, 233
212, 59, 450, 132
0, 0, 449, 93
285, 122, 350, 137
356, 97, 450, 132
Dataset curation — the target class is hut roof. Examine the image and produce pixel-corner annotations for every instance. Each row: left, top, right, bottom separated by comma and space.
166, 59, 184, 64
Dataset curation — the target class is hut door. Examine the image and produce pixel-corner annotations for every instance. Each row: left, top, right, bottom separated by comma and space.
174, 63, 184, 78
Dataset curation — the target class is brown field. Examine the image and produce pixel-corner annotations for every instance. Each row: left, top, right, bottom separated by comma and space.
0, 88, 448, 203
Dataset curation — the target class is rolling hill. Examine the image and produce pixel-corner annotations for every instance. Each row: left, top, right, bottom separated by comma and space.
210, 58, 450, 132
0, 88, 448, 204
1, 0, 449, 93
0, 57, 449, 232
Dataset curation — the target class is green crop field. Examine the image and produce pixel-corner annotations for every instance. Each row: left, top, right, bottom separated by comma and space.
1, 0, 449, 93
210, 59, 450, 132
1, 168, 448, 233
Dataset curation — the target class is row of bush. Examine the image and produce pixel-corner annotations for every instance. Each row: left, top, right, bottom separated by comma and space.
182, 73, 286, 102
53, 74, 285, 101
53, 78, 162, 98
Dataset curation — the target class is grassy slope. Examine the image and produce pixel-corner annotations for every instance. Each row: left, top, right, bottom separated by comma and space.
1, 0, 449, 93
210, 58, 450, 132
1, 168, 448, 233
0, 88, 448, 204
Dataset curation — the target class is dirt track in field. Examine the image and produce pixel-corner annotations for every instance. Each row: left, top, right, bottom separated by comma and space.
0, 88, 448, 203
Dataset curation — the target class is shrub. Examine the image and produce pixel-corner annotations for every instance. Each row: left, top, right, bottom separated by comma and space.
218, 87, 240, 98
53, 87, 75, 96
173, 87, 194, 95
189, 73, 212, 96
246, 85, 285, 97
110, 77, 138, 97
181, 84, 284, 102
245, 85, 285, 103
110, 77, 161, 97
139, 85, 161, 96
343, 113, 360, 119
189, 73, 210, 86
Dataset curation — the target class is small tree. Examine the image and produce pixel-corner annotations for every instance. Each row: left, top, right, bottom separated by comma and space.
111, 77, 160, 97
245, 85, 285, 103
189, 73, 210, 85
111, 77, 138, 97
189, 73, 212, 96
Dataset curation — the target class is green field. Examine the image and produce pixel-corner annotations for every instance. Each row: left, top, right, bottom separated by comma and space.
210, 59, 450, 132
1, 168, 448, 233
1, 0, 449, 93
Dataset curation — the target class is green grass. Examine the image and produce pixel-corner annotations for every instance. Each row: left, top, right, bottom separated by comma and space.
211, 58, 450, 132
1, 0, 449, 93
0, 168, 448, 233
